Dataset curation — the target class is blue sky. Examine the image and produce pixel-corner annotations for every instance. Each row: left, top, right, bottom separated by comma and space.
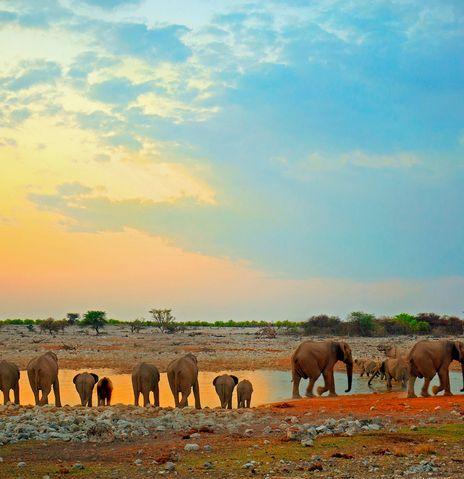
1, 0, 463, 319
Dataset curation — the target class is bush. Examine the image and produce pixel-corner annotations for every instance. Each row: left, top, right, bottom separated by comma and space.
81, 311, 107, 335
303, 315, 342, 336
346, 311, 376, 337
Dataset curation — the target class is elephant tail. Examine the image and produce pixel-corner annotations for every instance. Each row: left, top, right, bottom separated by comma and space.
292, 356, 308, 380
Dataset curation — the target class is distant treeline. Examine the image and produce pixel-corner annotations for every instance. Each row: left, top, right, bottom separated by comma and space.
0, 312, 463, 337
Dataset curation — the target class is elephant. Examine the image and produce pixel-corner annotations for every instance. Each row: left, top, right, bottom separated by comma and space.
377, 344, 406, 359
213, 374, 238, 409
291, 340, 353, 398
73, 372, 99, 406
97, 377, 113, 406
368, 358, 408, 389
0, 360, 20, 405
167, 353, 201, 409
132, 362, 160, 407
355, 358, 379, 377
27, 351, 61, 406
407, 340, 464, 398
237, 379, 253, 408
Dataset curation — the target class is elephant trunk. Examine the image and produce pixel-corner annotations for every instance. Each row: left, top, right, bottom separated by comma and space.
461, 362, 464, 392
345, 361, 353, 393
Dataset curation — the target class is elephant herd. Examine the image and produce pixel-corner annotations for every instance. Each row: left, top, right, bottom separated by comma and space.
0, 352, 253, 409
1, 338, 464, 408
291, 339, 464, 398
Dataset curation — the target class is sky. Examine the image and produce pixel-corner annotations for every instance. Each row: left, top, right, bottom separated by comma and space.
0, 0, 463, 321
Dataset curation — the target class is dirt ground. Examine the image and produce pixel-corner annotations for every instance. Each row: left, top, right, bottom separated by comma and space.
0, 324, 458, 373
1, 326, 464, 478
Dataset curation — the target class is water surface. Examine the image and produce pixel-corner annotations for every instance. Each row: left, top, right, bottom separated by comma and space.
13, 369, 464, 407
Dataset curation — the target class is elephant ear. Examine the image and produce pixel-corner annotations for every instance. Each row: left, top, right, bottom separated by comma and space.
73, 374, 80, 384
213, 376, 220, 386
455, 341, 464, 361
338, 342, 351, 362
91, 373, 99, 384
231, 375, 239, 385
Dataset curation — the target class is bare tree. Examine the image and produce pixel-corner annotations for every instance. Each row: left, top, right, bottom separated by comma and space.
149, 309, 179, 334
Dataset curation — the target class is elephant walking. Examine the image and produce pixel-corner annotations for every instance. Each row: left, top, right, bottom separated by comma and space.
132, 362, 160, 407
167, 353, 201, 409
97, 377, 113, 406
73, 372, 99, 406
407, 340, 464, 398
213, 374, 238, 409
237, 379, 253, 408
292, 341, 353, 398
27, 352, 61, 407
0, 360, 20, 405
368, 358, 408, 389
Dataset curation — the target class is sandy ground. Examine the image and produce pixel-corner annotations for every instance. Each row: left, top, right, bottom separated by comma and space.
1, 326, 464, 478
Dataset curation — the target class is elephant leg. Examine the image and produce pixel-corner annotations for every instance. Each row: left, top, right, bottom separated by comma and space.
134, 390, 140, 406
154, 383, 160, 408
179, 386, 191, 408
421, 377, 431, 397
53, 377, 62, 407
292, 370, 302, 399
193, 379, 201, 409
13, 383, 20, 405
246, 398, 251, 408
39, 385, 51, 405
305, 377, 317, 397
407, 376, 417, 398
436, 368, 452, 396
142, 389, 150, 407
317, 371, 331, 397
386, 372, 392, 390
227, 397, 232, 409
2, 387, 10, 404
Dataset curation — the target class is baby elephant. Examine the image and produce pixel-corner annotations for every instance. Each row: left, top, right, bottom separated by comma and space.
0, 360, 20, 405
132, 362, 160, 407
97, 377, 113, 406
213, 374, 238, 409
237, 379, 253, 408
73, 372, 99, 407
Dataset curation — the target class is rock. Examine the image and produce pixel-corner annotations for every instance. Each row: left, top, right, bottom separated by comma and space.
301, 438, 314, 447
184, 443, 200, 452
203, 461, 214, 469
72, 463, 85, 470
244, 428, 254, 436
165, 462, 176, 471
17, 461, 26, 467
87, 423, 115, 443
203, 444, 212, 452
134, 458, 143, 466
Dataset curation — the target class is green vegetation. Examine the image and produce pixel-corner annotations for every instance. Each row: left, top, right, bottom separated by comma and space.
81, 310, 107, 335
0, 311, 462, 337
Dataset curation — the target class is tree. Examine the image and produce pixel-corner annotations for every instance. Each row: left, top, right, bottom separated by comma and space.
149, 309, 178, 334
347, 311, 376, 337
39, 317, 62, 335
82, 310, 107, 335
130, 319, 146, 334
66, 313, 80, 326
303, 315, 341, 335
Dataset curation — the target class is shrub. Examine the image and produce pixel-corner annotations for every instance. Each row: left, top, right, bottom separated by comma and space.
81, 311, 107, 335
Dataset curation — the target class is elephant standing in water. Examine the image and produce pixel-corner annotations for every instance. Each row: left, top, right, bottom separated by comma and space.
213, 374, 238, 409
368, 358, 408, 389
407, 340, 464, 398
97, 377, 113, 406
237, 379, 253, 408
132, 362, 160, 407
27, 352, 61, 406
292, 341, 353, 398
0, 360, 20, 405
167, 353, 201, 409
73, 372, 99, 406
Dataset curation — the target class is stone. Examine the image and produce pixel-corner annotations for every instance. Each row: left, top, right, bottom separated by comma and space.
165, 462, 176, 471
17, 461, 26, 467
184, 443, 200, 452
73, 463, 85, 470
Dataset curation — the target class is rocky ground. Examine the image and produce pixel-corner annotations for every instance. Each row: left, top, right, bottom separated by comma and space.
1, 395, 464, 478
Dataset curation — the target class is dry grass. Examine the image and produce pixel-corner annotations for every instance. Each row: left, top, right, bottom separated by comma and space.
415, 443, 437, 455
392, 446, 408, 457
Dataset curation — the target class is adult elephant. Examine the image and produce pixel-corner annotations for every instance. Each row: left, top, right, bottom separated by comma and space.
407, 340, 464, 398
132, 362, 160, 407
167, 353, 201, 409
292, 341, 353, 398
213, 374, 238, 409
27, 351, 61, 406
73, 372, 99, 406
0, 360, 20, 405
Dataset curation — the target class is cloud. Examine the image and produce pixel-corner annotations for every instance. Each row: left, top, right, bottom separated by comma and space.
102, 23, 192, 63
56, 182, 94, 197
88, 77, 152, 104
9, 108, 32, 124
80, 0, 142, 9
6, 61, 61, 91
